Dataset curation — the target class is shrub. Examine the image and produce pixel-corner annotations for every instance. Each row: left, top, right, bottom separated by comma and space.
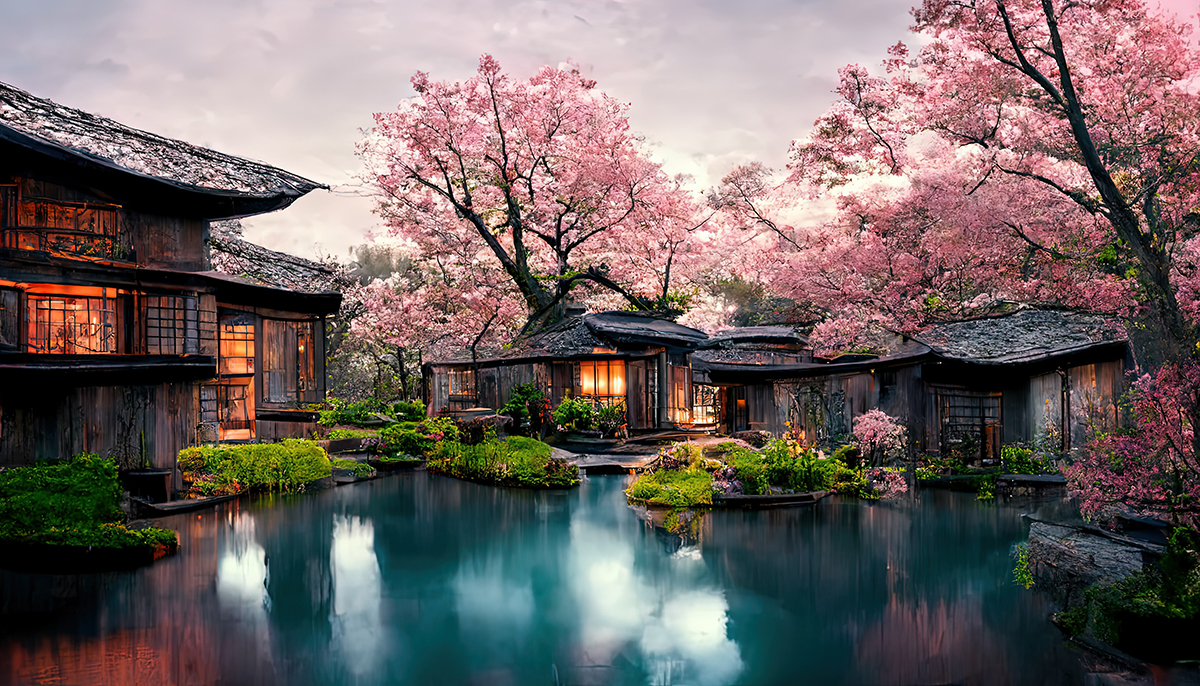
379, 418, 457, 457
500, 383, 547, 435
427, 436, 577, 488
327, 428, 379, 440
1001, 445, 1056, 475
331, 458, 376, 479
0, 454, 176, 551
178, 439, 332, 496
318, 397, 386, 427
595, 402, 628, 438
392, 399, 427, 422
553, 396, 595, 432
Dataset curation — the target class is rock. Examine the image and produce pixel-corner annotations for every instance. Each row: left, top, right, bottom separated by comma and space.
1026, 517, 1163, 592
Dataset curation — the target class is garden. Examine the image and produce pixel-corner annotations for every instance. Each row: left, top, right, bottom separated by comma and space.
0, 453, 178, 571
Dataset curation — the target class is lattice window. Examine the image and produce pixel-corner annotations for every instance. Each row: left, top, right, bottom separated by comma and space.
448, 369, 477, 407
578, 360, 626, 408
144, 294, 215, 355
201, 381, 255, 441
692, 384, 721, 425
938, 391, 1002, 463
2, 192, 130, 261
26, 290, 119, 354
219, 312, 255, 375
0, 287, 18, 351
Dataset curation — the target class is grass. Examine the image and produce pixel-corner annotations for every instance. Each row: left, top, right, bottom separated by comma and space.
427, 436, 579, 488
626, 466, 714, 507
178, 439, 332, 497
326, 428, 380, 440
0, 453, 177, 552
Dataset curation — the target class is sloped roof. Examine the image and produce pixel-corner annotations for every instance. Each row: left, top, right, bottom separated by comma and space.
208, 220, 348, 295
431, 311, 709, 366
914, 309, 1125, 364
703, 326, 808, 347
0, 80, 323, 215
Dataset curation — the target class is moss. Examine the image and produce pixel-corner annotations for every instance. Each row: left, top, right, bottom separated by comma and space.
331, 458, 376, 478
0, 454, 177, 552
326, 428, 380, 440
626, 466, 714, 507
427, 437, 577, 488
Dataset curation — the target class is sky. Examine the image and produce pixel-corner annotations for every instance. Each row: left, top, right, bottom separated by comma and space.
1, 0, 1194, 260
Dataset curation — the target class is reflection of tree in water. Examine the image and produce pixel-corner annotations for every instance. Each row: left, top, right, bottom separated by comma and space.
628, 502, 711, 550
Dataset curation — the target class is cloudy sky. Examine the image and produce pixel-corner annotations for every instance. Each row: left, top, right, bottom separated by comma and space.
1, 0, 1191, 260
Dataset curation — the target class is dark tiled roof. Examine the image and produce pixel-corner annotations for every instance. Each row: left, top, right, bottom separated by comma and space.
914, 309, 1125, 364
0, 80, 323, 200
704, 326, 808, 347
208, 220, 348, 295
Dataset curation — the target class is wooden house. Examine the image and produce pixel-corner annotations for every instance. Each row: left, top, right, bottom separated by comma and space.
423, 311, 707, 430
693, 310, 1129, 461
0, 80, 340, 485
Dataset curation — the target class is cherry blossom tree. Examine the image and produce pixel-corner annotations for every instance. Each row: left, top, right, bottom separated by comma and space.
360, 55, 704, 333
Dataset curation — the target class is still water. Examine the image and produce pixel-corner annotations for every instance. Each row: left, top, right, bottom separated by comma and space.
1, 474, 1088, 685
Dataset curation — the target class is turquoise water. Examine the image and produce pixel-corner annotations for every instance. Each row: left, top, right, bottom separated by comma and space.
1, 474, 1087, 685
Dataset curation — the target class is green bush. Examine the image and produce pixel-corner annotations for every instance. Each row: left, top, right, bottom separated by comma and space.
427, 437, 577, 488
0, 454, 176, 551
595, 402, 628, 438
500, 383, 546, 434
726, 440, 836, 495
626, 466, 714, 507
379, 418, 456, 457
331, 458, 376, 479
318, 397, 386, 427
392, 400, 427, 422
179, 439, 332, 496
1001, 445, 1056, 475
553, 396, 595, 432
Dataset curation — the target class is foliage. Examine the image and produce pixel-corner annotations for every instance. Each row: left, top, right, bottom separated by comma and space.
427, 436, 577, 488
360, 54, 706, 334
1013, 543, 1035, 590
1066, 363, 1200, 528
379, 418, 456, 457
326, 428, 379, 440
865, 467, 909, 499
626, 466, 714, 507
392, 400, 427, 422
500, 383, 547, 436
553, 396, 595, 433
852, 410, 907, 467
1057, 530, 1200, 647
178, 440, 332, 496
0, 454, 176, 551
318, 397, 387, 427
331, 458, 376, 479
595, 401, 628, 439
976, 474, 998, 501
1001, 445, 1056, 476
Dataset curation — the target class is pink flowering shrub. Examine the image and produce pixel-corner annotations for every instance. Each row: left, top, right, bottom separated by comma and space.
1065, 363, 1200, 528
852, 409, 908, 467
865, 467, 909, 499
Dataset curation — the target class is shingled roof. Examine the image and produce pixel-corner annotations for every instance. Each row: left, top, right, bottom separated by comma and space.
208, 220, 348, 295
914, 309, 1125, 364
0, 80, 324, 217
431, 311, 709, 366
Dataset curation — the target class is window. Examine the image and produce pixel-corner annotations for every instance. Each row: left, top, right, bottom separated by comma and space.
143, 294, 214, 355
669, 364, 691, 423
692, 384, 721, 425
219, 313, 255, 375
578, 360, 626, 407
26, 288, 119, 354
448, 369, 477, 407
263, 319, 317, 405
0, 287, 18, 351
1, 187, 129, 261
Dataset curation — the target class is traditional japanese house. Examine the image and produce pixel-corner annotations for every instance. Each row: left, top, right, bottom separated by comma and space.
0, 80, 340, 485
423, 310, 708, 430
693, 309, 1129, 461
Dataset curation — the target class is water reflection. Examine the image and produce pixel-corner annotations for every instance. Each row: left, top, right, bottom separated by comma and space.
0, 475, 1102, 686
330, 514, 383, 677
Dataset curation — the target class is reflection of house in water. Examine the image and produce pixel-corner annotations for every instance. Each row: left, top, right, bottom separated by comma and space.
423, 310, 707, 430
693, 310, 1127, 461
0, 81, 340, 487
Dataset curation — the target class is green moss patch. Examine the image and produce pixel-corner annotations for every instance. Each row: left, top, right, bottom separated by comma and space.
427, 437, 578, 489
179, 439, 332, 497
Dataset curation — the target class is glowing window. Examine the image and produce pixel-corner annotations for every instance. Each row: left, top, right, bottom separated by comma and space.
219, 313, 255, 375
26, 288, 119, 354
579, 360, 626, 400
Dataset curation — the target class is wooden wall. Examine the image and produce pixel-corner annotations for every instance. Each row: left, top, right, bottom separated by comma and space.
257, 420, 318, 442
0, 381, 198, 490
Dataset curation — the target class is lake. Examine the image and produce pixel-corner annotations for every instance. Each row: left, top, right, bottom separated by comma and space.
0, 473, 1089, 685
